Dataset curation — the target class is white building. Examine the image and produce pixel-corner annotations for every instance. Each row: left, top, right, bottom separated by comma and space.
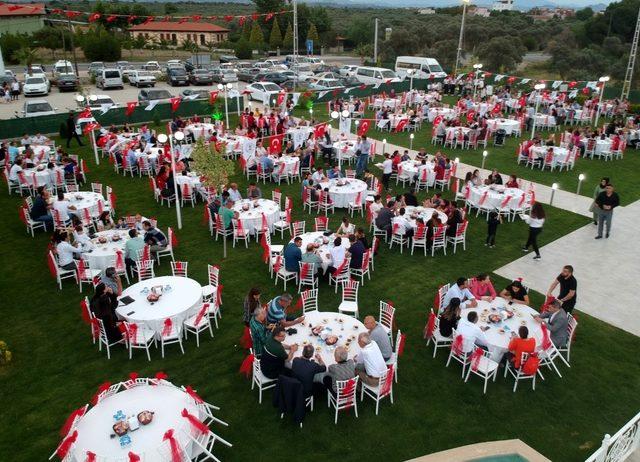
418, 8, 436, 15
492, 0, 514, 11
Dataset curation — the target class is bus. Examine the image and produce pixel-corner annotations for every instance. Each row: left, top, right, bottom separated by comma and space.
395, 56, 447, 80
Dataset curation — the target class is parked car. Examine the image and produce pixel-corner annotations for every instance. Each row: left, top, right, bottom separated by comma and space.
353, 66, 401, 85
181, 89, 210, 100
23, 76, 49, 96
116, 61, 130, 70
246, 82, 282, 103
339, 75, 361, 88
53, 60, 74, 77
263, 58, 282, 67
120, 65, 136, 78
96, 69, 124, 90
254, 72, 289, 85
166, 67, 189, 86
252, 62, 272, 71
219, 55, 238, 64
237, 67, 261, 83
302, 56, 324, 70
280, 79, 310, 92
313, 72, 342, 81
88, 61, 105, 76
338, 65, 358, 77
24, 66, 50, 90
84, 95, 117, 110
20, 99, 57, 117
235, 61, 254, 70
289, 64, 315, 81
308, 78, 344, 90
211, 68, 238, 84
189, 69, 213, 85
56, 73, 78, 92
138, 88, 173, 105
128, 70, 156, 87
314, 64, 340, 74
141, 61, 162, 77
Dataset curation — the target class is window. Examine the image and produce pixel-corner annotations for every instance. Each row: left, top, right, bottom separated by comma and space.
358, 68, 375, 78
171, 33, 177, 44
397, 61, 421, 70
200, 34, 205, 45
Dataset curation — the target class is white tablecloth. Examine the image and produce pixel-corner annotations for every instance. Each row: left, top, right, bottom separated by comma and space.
175, 172, 202, 191
116, 276, 203, 334
18, 145, 52, 162
461, 298, 543, 361
486, 119, 520, 135
397, 160, 436, 186
428, 107, 455, 122
445, 126, 471, 138
272, 155, 299, 175
233, 198, 280, 234
377, 114, 409, 130
319, 179, 367, 208
468, 185, 526, 210
287, 126, 313, 149
217, 135, 248, 155
333, 141, 357, 162
72, 384, 202, 462
534, 114, 556, 127
86, 230, 130, 271
23, 166, 64, 187
531, 146, 569, 166
373, 97, 400, 109
293, 232, 351, 272
581, 137, 612, 155
56, 192, 107, 218
286, 311, 364, 366
404, 206, 448, 227
186, 123, 216, 140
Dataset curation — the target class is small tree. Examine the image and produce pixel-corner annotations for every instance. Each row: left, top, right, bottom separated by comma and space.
307, 23, 319, 43
190, 138, 235, 192
13, 46, 38, 67
249, 21, 264, 48
269, 19, 282, 50
283, 22, 293, 50
242, 20, 252, 41
234, 37, 253, 60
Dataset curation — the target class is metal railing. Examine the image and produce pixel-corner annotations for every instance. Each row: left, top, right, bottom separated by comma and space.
585, 411, 640, 462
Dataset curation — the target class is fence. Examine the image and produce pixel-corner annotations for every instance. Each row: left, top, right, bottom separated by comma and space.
585, 411, 640, 462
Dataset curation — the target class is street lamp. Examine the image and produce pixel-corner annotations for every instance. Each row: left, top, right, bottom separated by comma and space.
217, 83, 233, 132
407, 69, 415, 92
550, 182, 558, 206
594, 76, 610, 128
410, 133, 415, 150
309, 108, 313, 116
382, 138, 387, 155
482, 150, 488, 169
157, 132, 183, 230
577, 173, 585, 196
472, 63, 483, 100
454, 0, 471, 78
530, 83, 546, 140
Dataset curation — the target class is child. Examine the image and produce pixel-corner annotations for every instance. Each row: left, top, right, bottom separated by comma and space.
486, 211, 501, 248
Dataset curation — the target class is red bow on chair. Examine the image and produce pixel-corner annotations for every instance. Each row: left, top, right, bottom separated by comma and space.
341, 378, 356, 408
91, 382, 111, 405
185, 385, 204, 404
470, 347, 484, 371
56, 430, 78, 459
239, 353, 255, 378
397, 333, 406, 357
85, 451, 97, 462
451, 335, 464, 356
540, 322, 552, 350
60, 407, 86, 437
163, 429, 182, 462
424, 312, 436, 340
300, 263, 310, 280
162, 319, 173, 337
181, 408, 209, 435
128, 452, 141, 462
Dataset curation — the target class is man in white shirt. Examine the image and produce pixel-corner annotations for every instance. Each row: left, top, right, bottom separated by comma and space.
73, 225, 94, 252
9, 159, 23, 183
441, 277, 477, 313
31, 133, 50, 145
20, 134, 32, 146
52, 191, 77, 222
381, 154, 393, 190
354, 332, 388, 385
328, 236, 346, 273
392, 207, 413, 237
455, 312, 489, 353
56, 232, 81, 270
311, 168, 326, 183
227, 183, 242, 202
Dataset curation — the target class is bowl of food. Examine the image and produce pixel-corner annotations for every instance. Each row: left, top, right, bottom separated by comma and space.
488, 314, 502, 323
111, 234, 121, 242
137, 411, 154, 425
325, 335, 338, 345
75, 195, 83, 201
242, 204, 250, 211
147, 293, 160, 302
98, 236, 108, 244
112, 421, 129, 436
504, 310, 515, 319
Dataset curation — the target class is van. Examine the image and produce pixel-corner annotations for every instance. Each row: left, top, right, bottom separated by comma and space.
353, 66, 400, 86
96, 69, 124, 90
54, 60, 74, 76
395, 56, 447, 80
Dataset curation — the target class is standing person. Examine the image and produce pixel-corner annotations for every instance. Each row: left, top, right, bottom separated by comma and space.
66, 111, 84, 148
521, 202, 545, 260
594, 184, 620, 239
381, 153, 393, 191
242, 287, 262, 326
589, 177, 609, 225
485, 211, 501, 248
11, 79, 20, 101
546, 265, 577, 314
355, 135, 371, 177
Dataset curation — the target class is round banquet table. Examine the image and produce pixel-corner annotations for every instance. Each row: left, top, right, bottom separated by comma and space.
397, 160, 436, 186
404, 206, 448, 228
72, 383, 202, 462
292, 232, 351, 273
373, 97, 400, 109
116, 276, 203, 334
186, 122, 215, 140
533, 113, 556, 127
531, 146, 569, 166
333, 140, 357, 163
486, 118, 520, 135
286, 311, 365, 367
175, 172, 202, 191
232, 198, 280, 234
217, 135, 247, 155
23, 165, 64, 187
581, 137, 612, 156
18, 144, 52, 162
445, 126, 471, 137
468, 185, 526, 210
287, 126, 313, 149
86, 229, 131, 271
55, 191, 108, 218
272, 155, 299, 175
319, 179, 367, 208
428, 107, 456, 122
461, 298, 543, 361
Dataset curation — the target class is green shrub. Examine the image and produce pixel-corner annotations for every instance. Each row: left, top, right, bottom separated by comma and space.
234, 38, 253, 60
81, 27, 122, 62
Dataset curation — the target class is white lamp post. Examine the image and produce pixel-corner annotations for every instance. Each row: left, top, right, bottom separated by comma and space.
410, 133, 415, 151
577, 173, 585, 196
472, 63, 483, 100
407, 69, 415, 92
594, 76, 610, 128
530, 83, 546, 140
454, 0, 471, 78
550, 182, 558, 206
157, 132, 183, 230
482, 150, 488, 169
382, 138, 387, 155
217, 83, 232, 133
309, 108, 313, 117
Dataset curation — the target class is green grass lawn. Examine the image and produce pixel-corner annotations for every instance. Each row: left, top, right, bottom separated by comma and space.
295, 103, 640, 206
1, 130, 639, 462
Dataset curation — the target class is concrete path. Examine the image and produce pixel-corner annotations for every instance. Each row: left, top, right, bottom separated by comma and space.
494, 199, 640, 337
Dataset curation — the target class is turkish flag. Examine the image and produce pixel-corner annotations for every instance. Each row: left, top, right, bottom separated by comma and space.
568, 81, 577, 88
170, 97, 181, 112
466, 110, 476, 123
269, 135, 284, 154
433, 115, 443, 127
83, 122, 100, 134
265, 13, 274, 22
163, 144, 172, 162
277, 91, 286, 106
582, 87, 590, 95
125, 102, 137, 117
209, 90, 219, 105
357, 120, 370, 137
78, 107, 92, 119
239, 16, 246, 26
224, 15, 233, 22
507, 76, 517, 84
128, 15, 138, 23
88, 13, 101, 22
314, 123, 326, 139
394, 119, 408, 133
491, 103, 502, 115
106, 15, 117, 22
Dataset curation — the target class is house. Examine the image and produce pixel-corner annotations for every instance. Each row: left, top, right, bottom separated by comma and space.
529, 7, 576, 21
492, 0, 515, 12
469, 6, 491, 17
129, 22, 230, 47
0, 3, 45, 35
418, 8, 436, 15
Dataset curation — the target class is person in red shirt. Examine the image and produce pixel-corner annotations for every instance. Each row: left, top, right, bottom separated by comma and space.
505, 174, 519, 189
507, 326, 536, 369
155, 164, 169, 190
470, 273, 497, 301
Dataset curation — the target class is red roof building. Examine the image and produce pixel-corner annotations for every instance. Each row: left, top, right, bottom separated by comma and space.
129, 22, 230, 46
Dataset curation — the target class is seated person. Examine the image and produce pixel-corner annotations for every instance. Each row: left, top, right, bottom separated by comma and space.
455, 311, 489, 353
505, 175, 519, 189
52, 190, 77, 223
392, 207, 413, 238
470, 273, 497, 301
323, 347, 356, 394
100, 266, 123, 297
283, 237, 303, 272
266, 293, 304, 327
247, 182, 262, 199
506, 326, 536, 368
327, 165, 342, 180
403, 190, 419, 207
301, 244, 323, 276
441, 277, 477, 313
260, 327, 299, 380
336, 216, 355, 236
363, 315, 392, 361
328, 237, 346, 275
354, 332, 388, 386
227, 183, 243, 202
500, 280, 529, 305
438, 297, 461, 338
534, 300, 568, 348
55, 231, 81, 270
142, 220, 167, 252
250, 307, 270, 359
292, 345, 327, 397
92, 290, 123, 344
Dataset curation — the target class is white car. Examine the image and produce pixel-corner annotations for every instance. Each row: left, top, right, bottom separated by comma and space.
263, 58, 282, 67
290, 64, 315, 81
21, 99, 57, 117
23, 76, 49, 96
308, 78, 344, 90
339, 65, 358, 77
246, 82, 283, 104
314, 72, 342, 81
80, 94, 118, 110
129, 70, 156, 87
302, 56, 324, 70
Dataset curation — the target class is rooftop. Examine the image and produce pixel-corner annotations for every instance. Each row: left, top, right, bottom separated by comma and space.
0, 3, 44, 17
129, 22, 229, 33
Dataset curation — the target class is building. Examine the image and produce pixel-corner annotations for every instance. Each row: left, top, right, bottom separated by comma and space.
469, 6, 491, 17
492, 0, 515, 12
129, 22, 229, 47
418, 8, 436, 15
529, 7, 576, 21
0, 3, 45, 35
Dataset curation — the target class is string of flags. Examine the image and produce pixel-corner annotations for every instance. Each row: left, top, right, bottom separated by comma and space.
0, 2, 290, 25
467, 70, 604, 97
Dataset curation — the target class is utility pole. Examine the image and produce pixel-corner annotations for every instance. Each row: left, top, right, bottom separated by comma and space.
0, 45, 5, 77
66, 4, 79, 76
373, 18, 379, 64
292, 0, 298, 89
454, 0, 470, 78
621, 5, 640, 101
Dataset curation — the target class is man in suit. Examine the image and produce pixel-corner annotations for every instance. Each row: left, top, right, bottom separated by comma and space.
535, 300, 568, 348
292, 345, 326, 398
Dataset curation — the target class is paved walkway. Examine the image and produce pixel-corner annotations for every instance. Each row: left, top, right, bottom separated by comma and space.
495, 199, 640, 337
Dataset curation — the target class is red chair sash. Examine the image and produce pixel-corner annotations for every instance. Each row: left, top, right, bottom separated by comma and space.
181, 408, 209, 435
470, 347, 484, 371
56, 430, 78, 459
239, 353, 254, 378
425, 311, 436, 339
451, 335, 464, 356
162, 318, 173, 337
185, 385, 204, 404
